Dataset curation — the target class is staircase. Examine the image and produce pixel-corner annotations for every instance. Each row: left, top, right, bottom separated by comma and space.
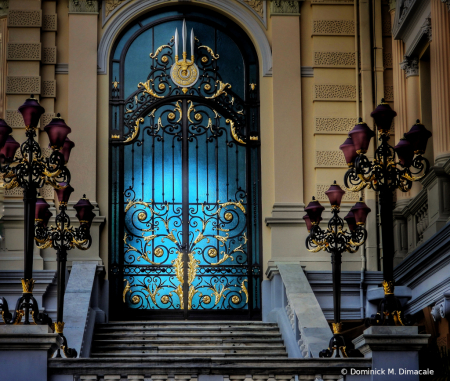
91, 321, 288, 359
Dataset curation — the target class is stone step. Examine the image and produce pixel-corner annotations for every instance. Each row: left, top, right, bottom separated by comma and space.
91, 321, 288, 360
93, 340, 286, 347
102, 321, 278, 326
94, 331, 281, 338
97, 326, 279, 332
96, 327, 280, 334
90, 352, 289, 359
91, 345, 286, 354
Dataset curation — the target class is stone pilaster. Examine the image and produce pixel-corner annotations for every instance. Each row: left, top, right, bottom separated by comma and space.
400, 55, 422, 198
68, 1, 98, 202
390, 8, 409, 205
266, 2, 304, 262
430, 0, 450, 165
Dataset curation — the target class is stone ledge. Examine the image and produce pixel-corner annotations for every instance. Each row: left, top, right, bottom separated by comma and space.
0, 325, 62, 354
48, 357, 372, 376
353, 326, 430, 355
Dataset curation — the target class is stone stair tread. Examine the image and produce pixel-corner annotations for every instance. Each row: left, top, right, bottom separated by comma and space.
94, 332, 281, 337
92, 346, 286, 352
102, 321, 277, 325
91, 321, 288, 360
90, 352, 289, 358
93, 340, 285, 347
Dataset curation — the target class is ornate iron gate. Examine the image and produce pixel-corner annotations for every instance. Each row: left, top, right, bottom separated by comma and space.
109, 9, 261, 320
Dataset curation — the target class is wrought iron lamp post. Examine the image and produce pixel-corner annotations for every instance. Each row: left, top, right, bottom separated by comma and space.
0, 96, 72, 326
340, 99, 432, 325
303, 182, 371, 358
34, 188, 95, 358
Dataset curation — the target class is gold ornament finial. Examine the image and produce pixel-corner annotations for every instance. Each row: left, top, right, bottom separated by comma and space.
332, 322, 343, 334
53, 321, 65, 334
21, 278, 35, 294
383, 280, 394, 295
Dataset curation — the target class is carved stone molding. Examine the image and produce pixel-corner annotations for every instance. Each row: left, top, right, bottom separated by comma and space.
69, 0, 99, 14
313, 51, 356, 67
0, 0, 8, 17
6, 76, 40, 94
7, 10, 42, 27
316, 150, 347, 167
105, 0, 129, 18
316, 184, 362, 202
41, 80, 56, 98
384, 85, 394, 101
312, 20, 355, 35
431, 292, 450, 322
56, 63, 69, 74
7, 43, 41, 61
314, 84, 357, 101
422, 17, 432, 41
315, 117, 358, 134
301, 66, 314, 77
42, 14, 57, 31
42, 47, 57, 64
441, 0, 450, 12
311, 0, 354, 3
383, 52, 393, 68
400, 55, 419, 77
270, 0, 300, 16
243, 0, 264, 18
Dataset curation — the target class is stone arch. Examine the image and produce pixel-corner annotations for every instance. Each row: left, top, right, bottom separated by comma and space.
97, 0, 272, 76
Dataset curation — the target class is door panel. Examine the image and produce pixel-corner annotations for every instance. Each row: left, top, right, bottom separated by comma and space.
109, 9, 261, 320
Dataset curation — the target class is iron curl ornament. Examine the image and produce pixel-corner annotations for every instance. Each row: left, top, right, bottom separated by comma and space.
340, 99, 432, 326
34, 188, 95, 358
304, 182, 371, 358
0, 96, 76, 329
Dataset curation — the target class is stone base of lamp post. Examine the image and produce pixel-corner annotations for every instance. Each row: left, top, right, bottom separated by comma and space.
352, 326, 430, 381
0, 325, 62, 381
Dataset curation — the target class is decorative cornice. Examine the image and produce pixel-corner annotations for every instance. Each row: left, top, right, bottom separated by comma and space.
69, 0, 99, 14
400, 55, 419, 77
56, 63, 69, 74
270, 0, 301, 16
442, 0, 450, 12
422, 17, 432, 41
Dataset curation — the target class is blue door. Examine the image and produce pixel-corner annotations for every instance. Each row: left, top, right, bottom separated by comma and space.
109, 7, 261, 319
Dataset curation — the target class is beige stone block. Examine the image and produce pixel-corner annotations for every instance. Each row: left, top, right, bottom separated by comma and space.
8, 10, 42, 27
7, 43, 41, 60
42, 14, 57, 31
6, 75, 41, 94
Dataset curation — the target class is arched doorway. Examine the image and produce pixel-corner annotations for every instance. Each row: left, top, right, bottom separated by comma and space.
109, 7, 261, 320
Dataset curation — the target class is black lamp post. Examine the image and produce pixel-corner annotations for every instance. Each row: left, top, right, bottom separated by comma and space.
34, 187, 95, 358
340, 99, 432, 326
0, 96, 71, 326
304, 182, 371, 358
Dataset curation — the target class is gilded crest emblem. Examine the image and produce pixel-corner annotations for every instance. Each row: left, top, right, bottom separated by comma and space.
170, 20, 200, 93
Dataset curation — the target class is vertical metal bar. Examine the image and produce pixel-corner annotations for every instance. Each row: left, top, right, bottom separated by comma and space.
182, 99, 189, 317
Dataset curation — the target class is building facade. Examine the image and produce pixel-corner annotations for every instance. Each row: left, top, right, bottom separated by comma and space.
0, 0, 450, 379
